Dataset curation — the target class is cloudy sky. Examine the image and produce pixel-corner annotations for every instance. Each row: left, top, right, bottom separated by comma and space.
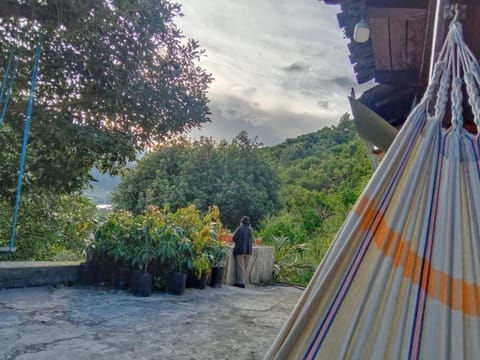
176, 0, 362, 145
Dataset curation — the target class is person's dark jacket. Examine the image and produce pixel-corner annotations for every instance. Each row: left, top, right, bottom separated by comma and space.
232, 224, 253, 255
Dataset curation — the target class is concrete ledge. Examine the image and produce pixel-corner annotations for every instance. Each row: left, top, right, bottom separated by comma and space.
0, 261, 81, 289
0, 247, 275, 289
224, 246, 274, 285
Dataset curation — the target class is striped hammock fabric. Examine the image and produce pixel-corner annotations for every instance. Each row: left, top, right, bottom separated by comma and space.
265, 22, 480, 360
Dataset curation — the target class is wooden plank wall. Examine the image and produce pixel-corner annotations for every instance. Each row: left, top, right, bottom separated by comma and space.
368, 8, 427, 72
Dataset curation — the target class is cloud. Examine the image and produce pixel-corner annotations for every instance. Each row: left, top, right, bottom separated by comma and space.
176, 0, 362, 144
317, 100, 329, 109
282, 61, 311, 73
188, 95, 343, 146
329, 76, 356, 89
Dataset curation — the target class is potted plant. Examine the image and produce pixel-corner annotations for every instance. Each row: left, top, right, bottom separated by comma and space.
108, 240, 131, 290
178, 205, 225, 289
93, 211, 134, 288
207, 240, 228, 288
157, 225, 193, 295
78, 238, 98, 285
188, 252, 210, 289
81, 233, 115, 286
130, 250, 156, 296
130, 221, 157, 297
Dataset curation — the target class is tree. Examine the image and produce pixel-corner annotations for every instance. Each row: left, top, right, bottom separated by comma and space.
113, 132, 280, 229
0, 0, 212, 201
0, 192, 97, 260
259, 116, 373, 285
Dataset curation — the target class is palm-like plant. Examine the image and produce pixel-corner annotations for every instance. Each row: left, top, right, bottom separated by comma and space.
270, 235, 314, 284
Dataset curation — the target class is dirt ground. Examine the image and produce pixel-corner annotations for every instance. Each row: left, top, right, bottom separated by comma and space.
0, 284, 302, 360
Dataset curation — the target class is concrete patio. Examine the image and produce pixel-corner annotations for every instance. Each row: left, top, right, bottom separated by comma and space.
0, 284, 302, 360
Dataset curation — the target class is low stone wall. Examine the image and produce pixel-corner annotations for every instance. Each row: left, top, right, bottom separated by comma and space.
0, 261, 81, 289
224, 246, 274, 285
0, 248, 275, 289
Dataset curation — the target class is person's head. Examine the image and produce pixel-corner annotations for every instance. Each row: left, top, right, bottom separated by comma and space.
240, 216, 250, 225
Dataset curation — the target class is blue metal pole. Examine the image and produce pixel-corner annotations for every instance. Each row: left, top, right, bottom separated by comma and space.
0, 57, 18, 128
9, 43, 41, 251
0, 49, 14, 125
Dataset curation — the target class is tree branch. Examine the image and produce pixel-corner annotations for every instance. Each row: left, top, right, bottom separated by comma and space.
0, 0, 97, 29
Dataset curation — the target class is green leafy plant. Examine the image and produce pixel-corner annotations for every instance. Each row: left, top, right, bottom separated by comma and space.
94, 210, 135, 265
204, 238, 228, 268
156, 225, 194, 272
0, 1, 213, 200
131, 236, 157, 273
0, 193, 96, 260
112, 133, 280, 229
166, 205, 224, 278
269, 235, 314, 285
94, 208, 165, 273
153, 274, 166, 291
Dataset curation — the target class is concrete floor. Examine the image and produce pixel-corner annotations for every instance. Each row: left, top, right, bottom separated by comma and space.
0, 284, 302, 360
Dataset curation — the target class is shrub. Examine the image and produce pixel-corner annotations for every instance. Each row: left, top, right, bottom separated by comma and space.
259, 211, 308, 244
0, 193, 96, 260
93, 204, 226, 278
269, 235, 315, 286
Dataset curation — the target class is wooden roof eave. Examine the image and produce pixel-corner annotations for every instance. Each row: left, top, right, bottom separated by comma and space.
335, 1, 375, 84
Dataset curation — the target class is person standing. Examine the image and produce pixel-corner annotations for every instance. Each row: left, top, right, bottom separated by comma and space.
232, 216, 253, 288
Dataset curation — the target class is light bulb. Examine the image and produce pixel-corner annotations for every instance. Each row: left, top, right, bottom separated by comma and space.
354, 18, 370, 43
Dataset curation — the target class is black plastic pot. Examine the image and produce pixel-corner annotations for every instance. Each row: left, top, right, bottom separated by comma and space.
166, 271, 187, 295
113, 267, 131, 289
78, 262, 96, 285
186, 270, 208, 289
209, 267, 224, 288
196, 271, 208, 289
94, 261, 113, 285
131, 270, 153, 297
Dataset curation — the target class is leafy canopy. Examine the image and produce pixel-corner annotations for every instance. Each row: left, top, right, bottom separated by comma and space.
259, 115, 373, 285
0, 0, 212, 200
113, 132, 280, 229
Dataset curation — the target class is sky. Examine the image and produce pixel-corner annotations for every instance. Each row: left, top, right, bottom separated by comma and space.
176, 0, 362, 146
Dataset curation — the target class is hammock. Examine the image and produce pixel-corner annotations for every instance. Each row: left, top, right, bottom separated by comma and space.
265, 21, 480, 360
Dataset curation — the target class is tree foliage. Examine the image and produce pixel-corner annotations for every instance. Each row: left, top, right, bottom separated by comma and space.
259, 115, 373, 285
0, 192, 96, 260
113, 132, 280, 229
0, 0, 212, 200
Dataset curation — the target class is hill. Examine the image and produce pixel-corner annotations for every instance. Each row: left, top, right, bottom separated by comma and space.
258, 114, 373, 284
82, 168, 120, 205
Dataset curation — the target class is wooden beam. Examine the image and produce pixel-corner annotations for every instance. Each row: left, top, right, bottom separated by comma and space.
356, 67, 376, 84
374, 88, 415, 109
337, 11, 350, 28
368, 0, 428, 7
353, 63, 375, 74
347, 40, 373, 55
323, 0, 344, 4
374, 70, 419, 86
368, 8, 428, 20
389, 19, 408, 69
349, 53, 374, 65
